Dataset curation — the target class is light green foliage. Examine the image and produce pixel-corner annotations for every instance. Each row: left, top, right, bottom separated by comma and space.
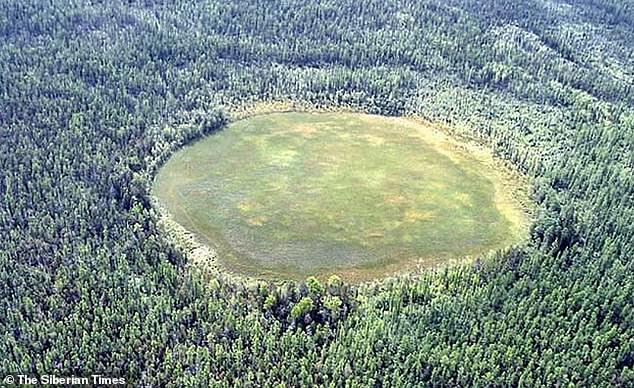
306, 276, 324, 295
264, 294, 277, 310
291, 297, 314, 320
322, 295, 342, 312
327, 275, 343, 294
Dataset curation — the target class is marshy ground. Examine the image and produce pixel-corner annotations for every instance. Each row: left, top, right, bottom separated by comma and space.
154, 112, 530, 281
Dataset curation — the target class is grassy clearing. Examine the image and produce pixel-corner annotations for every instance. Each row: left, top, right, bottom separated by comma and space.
153, 112, 531, 282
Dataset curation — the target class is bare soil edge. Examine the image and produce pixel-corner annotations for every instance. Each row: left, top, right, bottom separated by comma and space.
153, 100, 535, 285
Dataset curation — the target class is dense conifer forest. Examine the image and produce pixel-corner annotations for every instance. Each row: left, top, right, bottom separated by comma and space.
1, 0, 633, 386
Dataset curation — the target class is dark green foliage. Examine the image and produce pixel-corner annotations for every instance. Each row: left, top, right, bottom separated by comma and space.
1, 0, 633, 386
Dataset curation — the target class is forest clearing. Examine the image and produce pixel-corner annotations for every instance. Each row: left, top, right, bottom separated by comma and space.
154, 112, 530, 281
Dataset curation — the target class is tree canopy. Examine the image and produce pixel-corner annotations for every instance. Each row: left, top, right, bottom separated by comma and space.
1, 0, 633, 386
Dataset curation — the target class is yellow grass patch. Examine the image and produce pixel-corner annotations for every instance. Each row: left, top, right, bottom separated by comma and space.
247, 216, 268, 226
405, 210, 436, 222
292, 124, 318, 138
455, 192, 473, 207
238, 202, 253, 212
359, 133, 386, 146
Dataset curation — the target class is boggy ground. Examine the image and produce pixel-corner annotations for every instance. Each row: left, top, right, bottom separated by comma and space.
153, 112, 531, 282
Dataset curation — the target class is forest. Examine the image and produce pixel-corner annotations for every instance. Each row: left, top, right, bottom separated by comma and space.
0, 0, 633, 386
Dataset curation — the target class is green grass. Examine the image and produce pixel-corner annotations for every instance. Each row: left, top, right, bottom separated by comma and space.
154, 112, 529, 281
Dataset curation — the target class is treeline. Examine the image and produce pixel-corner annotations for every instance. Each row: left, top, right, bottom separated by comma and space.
0, 0, 633, 386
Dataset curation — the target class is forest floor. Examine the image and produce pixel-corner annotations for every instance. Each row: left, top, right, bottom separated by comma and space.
153, 108, 532, 282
